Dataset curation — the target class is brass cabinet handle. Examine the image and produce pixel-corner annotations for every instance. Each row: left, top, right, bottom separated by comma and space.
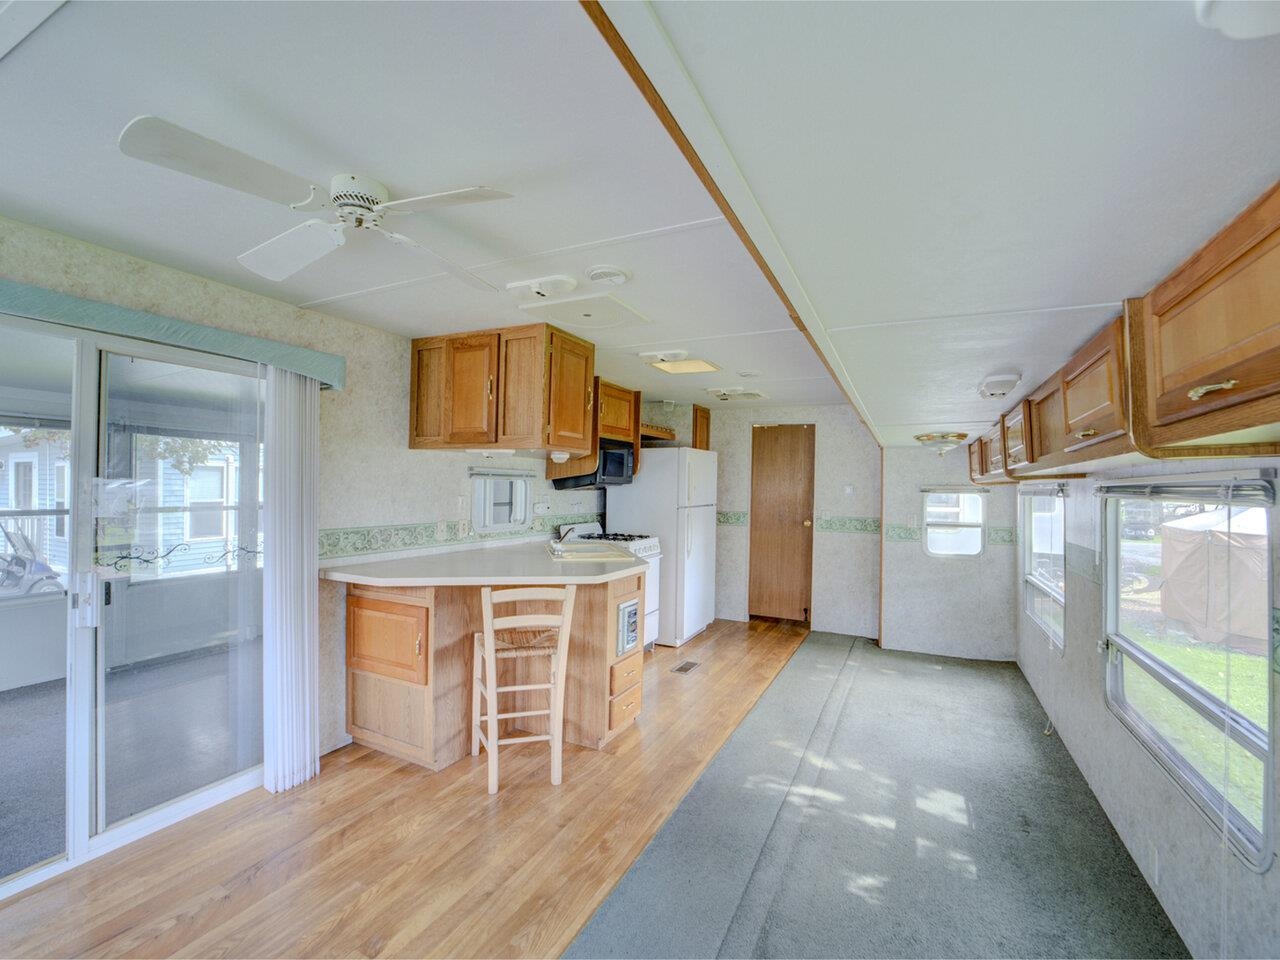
416, 634, 423, 657
1075, 428, 1098, 439
487, 376, 494, 400
1187, 378, 1239, 402
802, 519, 812, 527
586, 385, 593, 409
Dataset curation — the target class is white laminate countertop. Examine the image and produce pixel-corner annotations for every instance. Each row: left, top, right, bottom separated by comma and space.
320, 540, 649, 587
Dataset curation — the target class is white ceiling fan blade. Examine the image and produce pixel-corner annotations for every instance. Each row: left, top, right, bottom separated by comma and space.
377, 186, 512, 216
237, 219, 346, 282
373, 227, 497, 292
119, 116, 320, 208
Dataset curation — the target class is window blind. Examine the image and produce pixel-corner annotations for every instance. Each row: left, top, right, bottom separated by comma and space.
1095, 478, 1274, 507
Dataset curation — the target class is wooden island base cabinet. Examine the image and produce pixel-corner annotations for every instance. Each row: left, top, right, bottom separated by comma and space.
333, 556, 648, 771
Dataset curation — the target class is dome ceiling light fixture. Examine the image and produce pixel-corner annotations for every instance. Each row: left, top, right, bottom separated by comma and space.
914, 432, 969, 455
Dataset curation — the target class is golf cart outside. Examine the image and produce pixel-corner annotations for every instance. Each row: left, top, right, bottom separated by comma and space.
0, 524, 64, 597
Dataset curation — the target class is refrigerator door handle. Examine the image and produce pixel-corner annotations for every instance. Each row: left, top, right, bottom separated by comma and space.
685, 458, 692, 506
686, 511, 693, 558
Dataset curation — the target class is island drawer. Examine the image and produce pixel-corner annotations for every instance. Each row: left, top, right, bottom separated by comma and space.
608, 684, 643, 731
609, 651, 643, 696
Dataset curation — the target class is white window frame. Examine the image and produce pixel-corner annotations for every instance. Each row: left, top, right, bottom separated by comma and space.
470, 470, 532, 535
922, 487, 985, 558
1022, 485, 1066, 649
1101, 474, 1275, 869
54, 461, 69, 540
184, 460, 229, 542
8, 451, 38, 510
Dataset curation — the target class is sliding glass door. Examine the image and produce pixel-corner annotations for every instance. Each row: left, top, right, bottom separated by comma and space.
0, 315, 266, 890
95, 352, 264, 828
0, 325, 75, 881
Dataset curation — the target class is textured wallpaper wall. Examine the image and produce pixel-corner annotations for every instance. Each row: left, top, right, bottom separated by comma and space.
0, 214, 600, 751
1016, 458, 1280, 957
707, 403, 882, 638
880, 445, 1019, 659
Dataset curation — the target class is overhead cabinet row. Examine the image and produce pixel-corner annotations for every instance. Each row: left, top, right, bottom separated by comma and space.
970, 178, 1280, 483
410, 322, 596, 454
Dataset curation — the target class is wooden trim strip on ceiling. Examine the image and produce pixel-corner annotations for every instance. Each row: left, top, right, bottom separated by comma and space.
579, 1, 870, 434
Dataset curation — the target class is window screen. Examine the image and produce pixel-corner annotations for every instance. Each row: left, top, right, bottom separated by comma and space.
1102, 482, 1274, 865
924, 491, 984, 557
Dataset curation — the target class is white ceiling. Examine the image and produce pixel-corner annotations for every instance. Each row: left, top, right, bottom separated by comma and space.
603, 0, 1280, 444
0, 1, 836, 409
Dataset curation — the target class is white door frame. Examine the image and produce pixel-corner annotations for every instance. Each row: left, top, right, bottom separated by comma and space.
0, 312, 264, 903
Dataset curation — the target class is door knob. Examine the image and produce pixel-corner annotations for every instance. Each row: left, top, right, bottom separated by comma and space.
802, 519, 812, 527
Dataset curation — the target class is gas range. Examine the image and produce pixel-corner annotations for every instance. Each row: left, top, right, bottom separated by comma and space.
558, 522, 661, 559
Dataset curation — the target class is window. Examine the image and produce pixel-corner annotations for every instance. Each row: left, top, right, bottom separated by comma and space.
8, 452, 37, 511
923, 490, 984, 557
471, 472, 531, 535
1102, 479, 1273, 865
186, 462, 228, 540
1023, 488, 1065, 646
54, 462, 68, 539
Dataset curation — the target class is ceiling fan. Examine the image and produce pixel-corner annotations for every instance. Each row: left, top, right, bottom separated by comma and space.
118, 115, 510, 290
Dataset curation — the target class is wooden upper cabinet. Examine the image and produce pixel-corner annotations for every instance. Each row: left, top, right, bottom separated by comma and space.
444, 333, 499, 444
1001, 400, 1030, 469
409, 323, 594, 454
598, 380, 638, 442
497, 325, 546, 447
1027, 372, 1068, 464
692, 404, 711, 450
967, 439, 984, 482
347, 595, 428, 685
410, 339, 446, 446
547, 329, 595, 451
981, 424, 1004, 476
1062, 317, 1126, 452
1140, 181, 1280, 437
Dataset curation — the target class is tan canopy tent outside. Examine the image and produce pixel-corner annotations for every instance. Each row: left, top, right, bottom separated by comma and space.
1159, 506, 1270, 652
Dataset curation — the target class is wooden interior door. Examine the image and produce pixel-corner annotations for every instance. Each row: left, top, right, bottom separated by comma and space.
692, 404, 711, 450
444, 333, 498, 444
748, 424, 814, 621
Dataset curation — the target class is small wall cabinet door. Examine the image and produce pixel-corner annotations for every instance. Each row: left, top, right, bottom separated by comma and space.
1062, 318, 1125, 452
692, 404, 711, 450
1146, 222, 1280, 426
1001, 401, 1030, 468
547, 329, 595, 451
444, 333, 499, 444
1028, 374, 1067, 463
497, 326, 547, 447
410, 339, 446, 447
598, 380, 637, 442
982, 426, 1004, 475
347, 596, 428, 685
967, 439, 984, 482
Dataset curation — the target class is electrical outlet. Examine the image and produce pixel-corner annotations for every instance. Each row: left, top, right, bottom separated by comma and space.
533, 501, 551, 516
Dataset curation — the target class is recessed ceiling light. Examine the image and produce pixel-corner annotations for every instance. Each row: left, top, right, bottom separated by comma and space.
637, 350, 719, 374
652, 359, 720, 375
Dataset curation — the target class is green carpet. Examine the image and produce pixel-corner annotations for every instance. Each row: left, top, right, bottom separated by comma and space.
567, 633, 1187, 959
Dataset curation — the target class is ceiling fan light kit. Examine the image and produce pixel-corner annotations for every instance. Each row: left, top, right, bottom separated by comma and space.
118, 115, 510, 290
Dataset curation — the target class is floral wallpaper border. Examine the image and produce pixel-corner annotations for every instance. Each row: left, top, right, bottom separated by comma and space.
883, 523, 1017, 545
319, 512, 602, 561
715, 512, 881, 534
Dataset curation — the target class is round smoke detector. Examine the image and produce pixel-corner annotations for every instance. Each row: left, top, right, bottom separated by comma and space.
585, 264, 630, 285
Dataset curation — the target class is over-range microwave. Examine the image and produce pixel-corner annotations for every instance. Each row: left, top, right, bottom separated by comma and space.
551, 439, 634, 490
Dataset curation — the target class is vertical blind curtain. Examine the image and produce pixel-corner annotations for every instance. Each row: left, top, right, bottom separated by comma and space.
263, 366, 321, 792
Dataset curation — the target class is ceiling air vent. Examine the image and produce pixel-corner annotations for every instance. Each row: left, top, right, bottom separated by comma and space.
519, 293, 651, 331
707, 386, 769, 402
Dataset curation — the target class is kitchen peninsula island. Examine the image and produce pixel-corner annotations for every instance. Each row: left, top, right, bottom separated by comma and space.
322, 541, 648, 771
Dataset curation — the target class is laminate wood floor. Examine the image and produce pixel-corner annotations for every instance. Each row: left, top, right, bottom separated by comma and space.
0, 617, 807, 959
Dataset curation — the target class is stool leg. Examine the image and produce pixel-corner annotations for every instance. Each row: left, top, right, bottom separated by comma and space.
549, 652, 564, 786
485, 642, 500, 795
470, 637, 481, 757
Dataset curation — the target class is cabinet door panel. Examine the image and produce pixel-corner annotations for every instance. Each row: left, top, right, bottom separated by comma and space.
1002, 401, 1029, 468
1151, 231, 1280, 424
967, 440, 983, 481
692, 404, 711, 450
347, 596, 428, 685
598, 381, 636, 442
547, 330, 595, 451
982, 427, 1004, 475
410, 339, 445, 446
497, 327, 546, 446
1062, 319, 1125, 451
1029, 377, 1067, 461
445, 334, 498, 444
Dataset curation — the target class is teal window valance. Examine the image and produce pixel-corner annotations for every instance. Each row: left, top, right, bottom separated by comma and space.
0, 277, 345, 389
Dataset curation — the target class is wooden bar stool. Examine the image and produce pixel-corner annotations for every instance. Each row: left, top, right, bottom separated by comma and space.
471, 584, 577, 794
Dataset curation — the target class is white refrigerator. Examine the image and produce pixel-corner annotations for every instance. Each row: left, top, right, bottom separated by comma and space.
605, 447, 717, 647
